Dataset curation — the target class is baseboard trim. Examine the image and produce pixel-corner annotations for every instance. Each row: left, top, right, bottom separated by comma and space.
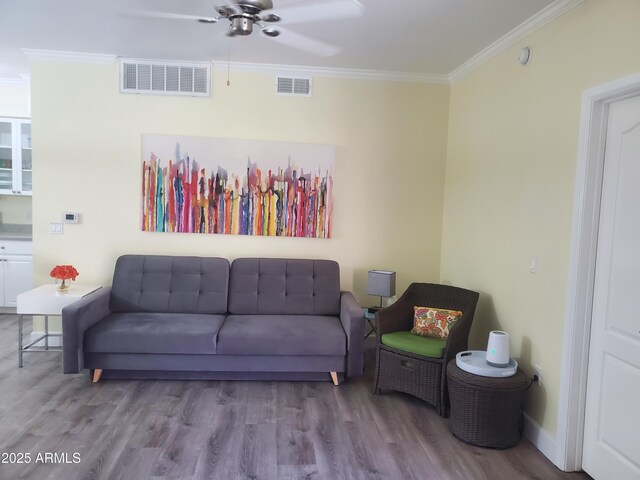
523, 413, 558, 467
30, 331, 63, 348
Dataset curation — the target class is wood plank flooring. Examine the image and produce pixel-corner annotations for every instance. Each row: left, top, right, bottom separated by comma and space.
0, 314, 591, 480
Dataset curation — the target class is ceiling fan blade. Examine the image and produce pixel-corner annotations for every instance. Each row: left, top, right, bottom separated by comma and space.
268, 0, 364, 25
264, 27, 341, 57
120, 8, 218, 23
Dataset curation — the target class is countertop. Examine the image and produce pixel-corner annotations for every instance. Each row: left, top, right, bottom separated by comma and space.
0, 224, 33, 241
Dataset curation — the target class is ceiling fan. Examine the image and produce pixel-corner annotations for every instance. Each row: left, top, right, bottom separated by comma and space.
125, 0, 365, 57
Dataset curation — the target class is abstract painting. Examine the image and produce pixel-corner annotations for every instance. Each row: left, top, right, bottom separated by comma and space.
141, 135, 335, 238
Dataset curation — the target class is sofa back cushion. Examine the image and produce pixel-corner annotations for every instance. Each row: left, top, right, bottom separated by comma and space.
110, 255, 230, 314
228, 258, 340, 316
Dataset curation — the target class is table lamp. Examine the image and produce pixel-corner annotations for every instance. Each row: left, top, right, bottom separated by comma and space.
367, 270, 396, 309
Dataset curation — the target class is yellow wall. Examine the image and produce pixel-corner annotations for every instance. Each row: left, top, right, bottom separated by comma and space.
441, 0, 640, 438
31, 63, 450, 311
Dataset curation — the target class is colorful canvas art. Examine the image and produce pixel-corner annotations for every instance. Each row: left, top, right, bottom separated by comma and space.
141, 135, 335, 238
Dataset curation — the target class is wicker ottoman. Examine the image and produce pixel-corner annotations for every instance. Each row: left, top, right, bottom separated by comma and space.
447, 360, 529, 449
376, 346, 442, 408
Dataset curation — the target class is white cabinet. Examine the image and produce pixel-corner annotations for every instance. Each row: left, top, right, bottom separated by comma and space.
0, 118, 32, 195
0, 241, 32, 306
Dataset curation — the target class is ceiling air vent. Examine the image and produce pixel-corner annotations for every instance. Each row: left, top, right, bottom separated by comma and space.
120, 59, 210, 97
276, 76, 312, 97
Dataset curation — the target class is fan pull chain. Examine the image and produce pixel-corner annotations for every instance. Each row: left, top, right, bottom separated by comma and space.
227, 35, 231, 86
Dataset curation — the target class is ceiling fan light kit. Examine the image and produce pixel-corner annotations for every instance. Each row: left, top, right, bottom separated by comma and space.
217, 0, 279, 37
229, 15, 254, 36
130, 0, 364, 57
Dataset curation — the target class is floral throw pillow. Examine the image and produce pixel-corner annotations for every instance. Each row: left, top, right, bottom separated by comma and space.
411, 306, 463, 340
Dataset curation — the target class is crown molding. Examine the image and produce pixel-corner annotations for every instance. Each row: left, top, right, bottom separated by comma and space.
213, 61, 449, 85
448, 0, 584, 83
21, 49, 117, 65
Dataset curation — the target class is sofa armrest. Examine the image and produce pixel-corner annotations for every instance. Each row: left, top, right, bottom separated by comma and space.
339, 291, 365, 377
62, 287, 112, 374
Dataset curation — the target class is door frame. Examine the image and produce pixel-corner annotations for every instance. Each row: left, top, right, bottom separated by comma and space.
556, 72, 640, 471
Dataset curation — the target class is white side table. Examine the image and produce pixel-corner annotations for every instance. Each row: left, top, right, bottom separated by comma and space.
17, 284, 101, 367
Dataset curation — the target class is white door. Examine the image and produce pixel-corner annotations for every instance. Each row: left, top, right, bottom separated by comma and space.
3, 255, 32, 307
582, 95, 640, 479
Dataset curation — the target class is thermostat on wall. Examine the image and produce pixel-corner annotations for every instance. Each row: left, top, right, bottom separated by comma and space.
62, 212, 79, 224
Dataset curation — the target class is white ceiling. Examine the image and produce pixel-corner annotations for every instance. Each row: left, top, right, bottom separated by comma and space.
0, 0, 558, 79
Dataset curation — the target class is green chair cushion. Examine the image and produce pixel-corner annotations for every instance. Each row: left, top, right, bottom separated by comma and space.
381, 331, 446, 358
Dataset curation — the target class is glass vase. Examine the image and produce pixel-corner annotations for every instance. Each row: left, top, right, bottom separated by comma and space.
57, 279, 69, 293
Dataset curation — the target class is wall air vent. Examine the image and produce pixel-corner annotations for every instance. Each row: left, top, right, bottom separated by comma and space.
276, 76, 312, 97
120, 59, 210, 97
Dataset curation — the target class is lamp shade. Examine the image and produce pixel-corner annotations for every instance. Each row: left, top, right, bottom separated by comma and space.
367, 270, 396, 298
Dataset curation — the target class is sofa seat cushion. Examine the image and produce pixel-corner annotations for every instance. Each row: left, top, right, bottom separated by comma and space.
216, 315, 346, 356
84, 312, 226, 355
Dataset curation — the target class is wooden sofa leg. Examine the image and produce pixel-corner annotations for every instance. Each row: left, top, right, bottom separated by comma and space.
330, 372, 339, 386
92, 369, 103, 383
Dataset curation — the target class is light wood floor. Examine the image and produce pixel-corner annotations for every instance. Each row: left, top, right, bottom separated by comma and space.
0, 314, 591, 480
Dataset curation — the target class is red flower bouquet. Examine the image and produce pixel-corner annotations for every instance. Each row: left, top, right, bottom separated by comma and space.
50, 265, 79, 292
50, 265, 79, 281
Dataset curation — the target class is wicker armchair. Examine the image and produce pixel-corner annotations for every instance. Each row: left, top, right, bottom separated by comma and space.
373, 283, 479, 416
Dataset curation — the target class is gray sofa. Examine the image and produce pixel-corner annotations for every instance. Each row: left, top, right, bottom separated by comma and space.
62, 255, 365, 384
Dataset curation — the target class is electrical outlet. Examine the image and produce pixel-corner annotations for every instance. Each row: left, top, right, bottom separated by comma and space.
533, 365, 543, 386
26, 211, 32, 221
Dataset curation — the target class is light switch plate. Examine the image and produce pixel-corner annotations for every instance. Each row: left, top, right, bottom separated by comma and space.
49, 222, 63, 234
